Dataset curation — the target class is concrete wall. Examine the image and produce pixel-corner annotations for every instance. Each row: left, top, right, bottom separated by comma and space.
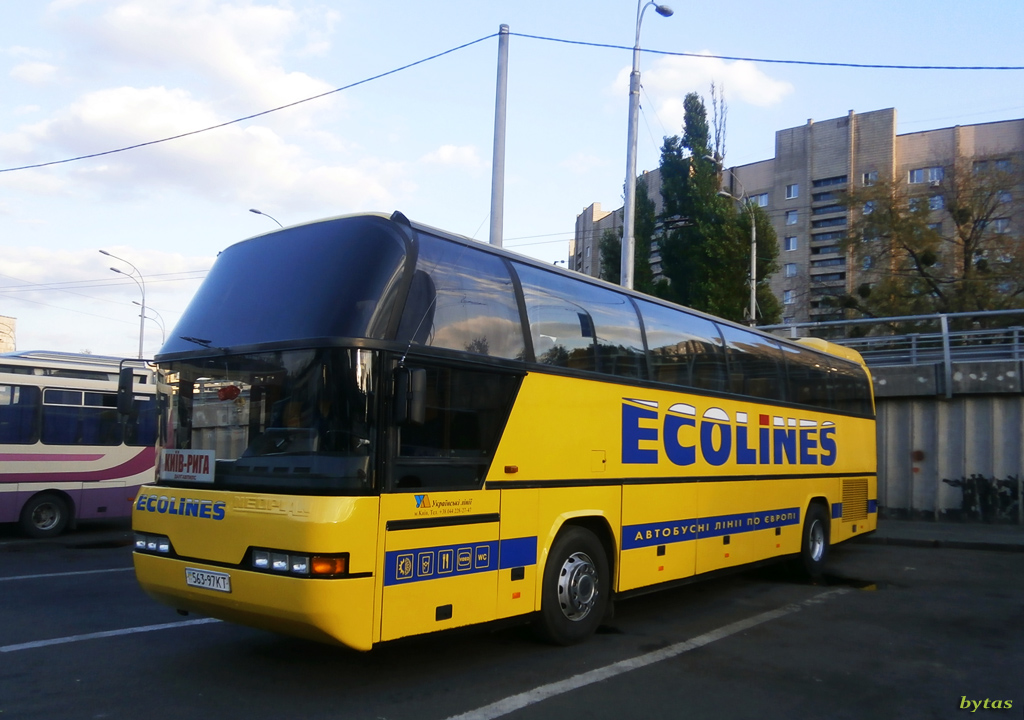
873, 362, 1024, 523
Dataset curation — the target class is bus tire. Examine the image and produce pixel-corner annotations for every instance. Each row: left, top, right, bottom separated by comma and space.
798, 503, 830, 579
536, 526, 609, 645
20, 492, 71, 539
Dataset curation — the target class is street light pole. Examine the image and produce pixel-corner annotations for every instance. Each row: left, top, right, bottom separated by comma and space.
134, 301, 166, 346
100, 250, 146, 358
621, 1, 673, 290
489, 24, 510, 248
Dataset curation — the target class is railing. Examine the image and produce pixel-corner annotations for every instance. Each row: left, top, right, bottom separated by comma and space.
839, 324, 1024, 366
762, 309, 1024, 399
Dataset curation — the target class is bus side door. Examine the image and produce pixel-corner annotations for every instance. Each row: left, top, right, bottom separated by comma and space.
378, 490, 500, 642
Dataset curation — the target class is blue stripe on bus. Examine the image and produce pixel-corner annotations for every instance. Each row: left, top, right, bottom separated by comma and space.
384, 536, 538, 586
621, 507, 801, 550
499, 536, 538, 569
868, 499, 878, 514
832, 503, 843, 519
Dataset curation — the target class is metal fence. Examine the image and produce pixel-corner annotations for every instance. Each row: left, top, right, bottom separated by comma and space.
841, 324, 1024, 366
763, 309, 1024, 368
763, 310, 1024, 523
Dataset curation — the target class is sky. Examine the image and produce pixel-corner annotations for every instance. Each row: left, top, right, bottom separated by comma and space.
1, 0, 1022, 358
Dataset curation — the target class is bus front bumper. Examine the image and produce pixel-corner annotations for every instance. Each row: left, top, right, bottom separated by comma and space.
133, 552, 376, 651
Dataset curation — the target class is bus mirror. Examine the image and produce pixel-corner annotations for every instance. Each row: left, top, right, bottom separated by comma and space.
394, 367, 426, 426
117, 367, 136, 415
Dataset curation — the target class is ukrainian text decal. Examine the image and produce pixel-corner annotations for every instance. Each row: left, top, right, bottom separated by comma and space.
160, 449, 216, 483
622, 507, 801, 550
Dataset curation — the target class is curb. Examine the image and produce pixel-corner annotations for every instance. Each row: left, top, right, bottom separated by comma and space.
855, 533, 1024, 553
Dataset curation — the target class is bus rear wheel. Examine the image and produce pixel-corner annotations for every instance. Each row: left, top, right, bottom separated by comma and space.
536, 526, 609, 645
20, 492, 71, 539
798, 503, 830, 579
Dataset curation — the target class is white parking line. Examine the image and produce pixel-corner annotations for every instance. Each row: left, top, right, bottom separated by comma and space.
0, 618, 221, 653
0, 567, 134, 582
445, 587, 851, 720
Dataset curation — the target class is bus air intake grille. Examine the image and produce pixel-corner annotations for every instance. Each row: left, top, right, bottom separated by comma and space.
842, 478, 869, 522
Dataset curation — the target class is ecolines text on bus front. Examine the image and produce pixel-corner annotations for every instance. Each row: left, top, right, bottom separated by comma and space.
621, 398, 837, 467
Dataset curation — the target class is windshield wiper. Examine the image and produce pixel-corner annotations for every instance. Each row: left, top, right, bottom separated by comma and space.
180, 336, 227, 353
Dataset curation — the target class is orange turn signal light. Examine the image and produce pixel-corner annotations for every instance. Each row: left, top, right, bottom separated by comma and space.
311, 555, 349, 576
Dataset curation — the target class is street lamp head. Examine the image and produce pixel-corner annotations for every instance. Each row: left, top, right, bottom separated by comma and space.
250, 208, 284, 228
717, 190, 734, 199
110, 266, 125, 275
99, 249, 111, 257
655, 4, 673, 17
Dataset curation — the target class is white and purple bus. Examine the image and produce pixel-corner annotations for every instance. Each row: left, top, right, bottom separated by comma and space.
0, 351, 157, 537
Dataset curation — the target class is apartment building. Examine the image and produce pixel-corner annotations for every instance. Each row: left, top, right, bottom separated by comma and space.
571, 169, 663, 280
573, 109, 1023, 322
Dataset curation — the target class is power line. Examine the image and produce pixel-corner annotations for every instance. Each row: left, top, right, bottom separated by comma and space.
1, 32, 1020, 177
0, 34, 497, 174
0, 291, 143, 326
511, 33, 1024, 71
0, 271, 207, 295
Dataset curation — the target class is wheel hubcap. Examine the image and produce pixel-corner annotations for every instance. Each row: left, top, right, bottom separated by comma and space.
556, 551, 599, 621
808, 519, 825, 562
33, 503, 60, 531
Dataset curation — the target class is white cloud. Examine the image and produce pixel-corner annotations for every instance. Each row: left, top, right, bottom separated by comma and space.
0, 2, 402, 211
10, 62, 59, 84
0, 84, 398, 210
612, 52, 794, 130
420, 144, 484, 170
72, 1, 341, 118
3, 45, 49, 60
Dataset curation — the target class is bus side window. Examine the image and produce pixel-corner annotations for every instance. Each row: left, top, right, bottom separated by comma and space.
393, 365, 520, 490
515, 263, 644, 379
637, 300, 726, 392
126, 397, 159, 446
395, 236, 526, 360
0, 384, 40, 444
718, 325, 786, 401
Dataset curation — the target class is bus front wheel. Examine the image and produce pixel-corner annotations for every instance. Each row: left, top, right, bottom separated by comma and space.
799, 503, 830, 579
536, 526, 609, 645
20, 493, 71, 539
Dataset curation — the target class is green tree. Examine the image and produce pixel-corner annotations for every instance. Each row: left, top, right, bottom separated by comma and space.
837, 157, 1023, 325
657, 92, 780, 324
598, 177, 659, 295
598, 227, 621, 284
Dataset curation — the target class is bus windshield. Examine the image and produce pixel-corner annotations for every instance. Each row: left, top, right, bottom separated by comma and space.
160, 348, 377, 494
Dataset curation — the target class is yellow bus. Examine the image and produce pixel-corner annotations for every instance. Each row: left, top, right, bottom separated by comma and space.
130, 212, 876, 650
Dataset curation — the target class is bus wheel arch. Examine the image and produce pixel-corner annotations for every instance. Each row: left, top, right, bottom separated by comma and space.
20, 491, 74, 539
535, 520, 613, 645
798, 498, 831, 579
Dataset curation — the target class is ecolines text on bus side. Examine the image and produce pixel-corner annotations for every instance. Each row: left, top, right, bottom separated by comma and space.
621, 398, 838, 467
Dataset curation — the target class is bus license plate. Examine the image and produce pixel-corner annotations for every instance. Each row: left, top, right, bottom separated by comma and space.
185, 568, 232, 593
